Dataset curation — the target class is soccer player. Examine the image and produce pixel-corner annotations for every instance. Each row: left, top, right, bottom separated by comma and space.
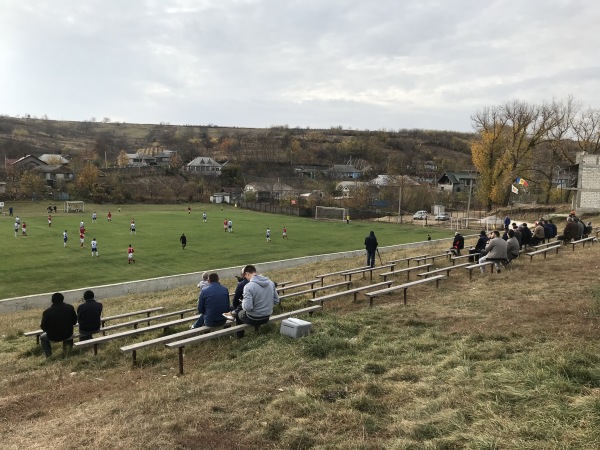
130, 219, 136, 235
63, 230, 68, 247
228, 219, 233, 233
203, 211, 207, 222
223, 219, 228, 232
266, 228, 271, 242
107, 211, 112, 222
127, 244, 135, 263
14, 220, 19, 237
79, 230, 85, 248
282, 226, 287, 239
92, 211, 97, 223
48, 214, 52, 227
180, 233, 187, 250
80, 221, 84, 228
22, 222, 27, 236
91, 238, 98, 257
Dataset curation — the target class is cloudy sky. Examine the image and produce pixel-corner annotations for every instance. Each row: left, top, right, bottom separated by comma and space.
1, 0, 598, 132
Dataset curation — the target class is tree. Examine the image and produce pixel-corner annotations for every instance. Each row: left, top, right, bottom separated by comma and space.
76, 164, 100, 196
571, 107, 600, 158
117, 150, 129, 167
471, 100, 561, 209
18, 171, 46, 199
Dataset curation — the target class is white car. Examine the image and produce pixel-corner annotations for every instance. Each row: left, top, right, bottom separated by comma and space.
413, 210, 428, 220
434, 213, 450, 221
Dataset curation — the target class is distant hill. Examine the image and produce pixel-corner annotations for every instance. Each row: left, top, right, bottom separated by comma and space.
0, 116, 475, 178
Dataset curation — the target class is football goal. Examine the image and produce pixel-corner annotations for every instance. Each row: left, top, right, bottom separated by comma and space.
64, 201, 85, 213
315, 206, 347, 221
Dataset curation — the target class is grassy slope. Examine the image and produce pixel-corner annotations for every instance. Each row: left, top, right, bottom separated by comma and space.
2, 235, 600, 449
0, 202, 453, 299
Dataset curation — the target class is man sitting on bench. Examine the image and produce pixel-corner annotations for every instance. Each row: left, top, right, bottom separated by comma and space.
506, 230, 520, 263
232, 265, 280, 338
450, 232, 465, 256
556, 217, 578, 243
40, 293, 77, 357
479, 230, 508, 273
77, 290, 103, 341
191, 273, 230, 329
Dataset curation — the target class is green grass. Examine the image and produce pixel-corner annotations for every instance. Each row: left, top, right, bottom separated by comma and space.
0, 202, 455, 299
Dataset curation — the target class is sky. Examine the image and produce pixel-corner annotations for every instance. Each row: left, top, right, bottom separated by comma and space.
1, 0, 599, 132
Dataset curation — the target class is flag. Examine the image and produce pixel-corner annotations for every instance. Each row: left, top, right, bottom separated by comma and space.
516, 177, 529, 187
511, 185, 519, 194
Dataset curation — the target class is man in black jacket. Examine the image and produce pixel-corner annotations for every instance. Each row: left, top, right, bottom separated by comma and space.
40, 293, 77, 357
450, 232, 465, 256
364, 231, 378, 268
77, 290, 103, 341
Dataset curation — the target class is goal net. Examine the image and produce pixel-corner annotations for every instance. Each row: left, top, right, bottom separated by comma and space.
64, 201, 85, 213
315, 206, 347, 221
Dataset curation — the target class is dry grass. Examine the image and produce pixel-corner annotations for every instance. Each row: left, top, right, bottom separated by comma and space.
3, 239, 600, 449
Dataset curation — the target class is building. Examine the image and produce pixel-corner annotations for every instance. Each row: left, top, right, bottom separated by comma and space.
575, 153, 600, 213
244, 181, 296, 202
437, 172, 478, 193
370, 174, 420, 187
185, 157, 222, 175
39, 154, 70, 165
327, 164, 362, 179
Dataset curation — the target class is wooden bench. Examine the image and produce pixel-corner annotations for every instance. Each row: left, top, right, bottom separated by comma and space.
464, 261, 497, 281
165, 305, 322, 375
342, 263, 396, 282
417, 263, 470, 278
570, 236, 597, 251
526, 245, 560, 261
276, 279, 320, 294
97, 308, 196, 335
413, 253, 450, 265
309, 281, 394, 307
532, 241, 559, 250
365, 274, 445, 307
315, 266, 370, 285
379, 263, 432, 282
23, 306, 166, 344
278, 280, 352, 301
450, 254, 479, 265
75, 313, 201, 355
388, 255, 429, 267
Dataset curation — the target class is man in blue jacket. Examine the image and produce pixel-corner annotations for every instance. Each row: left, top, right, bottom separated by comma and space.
192, 273, 230, 329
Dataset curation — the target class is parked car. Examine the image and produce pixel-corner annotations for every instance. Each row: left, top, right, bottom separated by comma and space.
413, 210, 428, 220
434, 213, 450, 221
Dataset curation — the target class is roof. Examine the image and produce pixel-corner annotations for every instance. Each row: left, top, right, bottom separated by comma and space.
370, 174, 420, 187
186, 157, 221, 167
39, 154, 70, 164
438, 172, 479, 184
245, 181, 295, 191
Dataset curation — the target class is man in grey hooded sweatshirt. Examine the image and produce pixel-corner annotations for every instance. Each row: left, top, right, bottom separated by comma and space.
233, 264, 280, 338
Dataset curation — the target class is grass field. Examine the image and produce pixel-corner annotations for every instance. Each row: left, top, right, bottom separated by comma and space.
2, 237, 600, 449
0, 202, 456, 299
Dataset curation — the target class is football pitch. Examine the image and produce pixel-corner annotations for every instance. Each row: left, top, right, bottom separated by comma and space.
0, 202, 454, 299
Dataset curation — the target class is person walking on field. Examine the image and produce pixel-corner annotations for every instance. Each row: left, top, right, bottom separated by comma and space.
266, 228, 271, 242
224, 219, 228, 232
21, 222, 27, 236
107, 211, 112, 222
228, 219, 233, 233
130, 219, 136, 235
91, 238, 98, 257
203, 211, 207, 223
79, 230, 85, 248
63, 230, 68, 247
364, 231, 378, 268
180, 233, 187, 250
127, 244, 135, 263
48, 214, 52, 227
282, 226, 287, 239
14, 220, 19, 237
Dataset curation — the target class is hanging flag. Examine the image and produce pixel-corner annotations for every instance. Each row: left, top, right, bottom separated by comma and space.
515, 177, 529, 187
511, 185, 519, 194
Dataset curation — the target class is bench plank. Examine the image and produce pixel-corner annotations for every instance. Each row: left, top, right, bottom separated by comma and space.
342, 264, 396, 281
365, 274, 445, 307
417, 263, 470, 278
278, 280, 352, 300
526, 245, 560, 261
379, 264, 433, 281
310, 281, 394, 307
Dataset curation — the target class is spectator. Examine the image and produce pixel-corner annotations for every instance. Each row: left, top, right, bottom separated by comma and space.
531, 221, 546, 246
191, 273, 230, 329
197, 271, 209, 290
503, 215, 511, 231
231, 269, 249, 311
519, 223, 532, 249
233, 265, 280, 338
511, 223, 522, 248
506, 229, 520, 262
77, 290, 103, 341
548, 219, 558, 238
364, 231, 378, 268
40, 293, 77, 357
556, 217, 578, 243
479, 230, 508, 273
450, 232, 465, 256
574, 217, 585, 240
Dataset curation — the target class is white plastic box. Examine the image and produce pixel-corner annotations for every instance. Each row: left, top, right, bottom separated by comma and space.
280, 318, 312, 338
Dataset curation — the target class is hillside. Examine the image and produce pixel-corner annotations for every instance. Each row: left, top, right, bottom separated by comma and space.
0, 116, 475, 178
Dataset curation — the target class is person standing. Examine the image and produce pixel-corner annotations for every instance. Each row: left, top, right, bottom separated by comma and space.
364, 231, 378, 268
232, 265, 280, 338
48, 214, 52, 227
8, 206, 13, 216
503, 215, 511, 232
79, 229, 85, 248
282, 226, 287, 239
14, 220, 19, 237
40, 293, 77, 357
63, 230, 68, 247
191, 273, 230, 329
91, 238, 98, 257
15, 215, 20, 226
180, 233, 187, 250
203, 211, 207, 223
266, 228, 271, 242
228, 219, 233, 233
224, 219, 228, 232
21, 222, 27, 236
107, 211, 112, 222
77, 290, 103, 341
346, 215, 350, 224
130, 219, 136, 235
92, 211, 97, 223
127, 244, 135, 263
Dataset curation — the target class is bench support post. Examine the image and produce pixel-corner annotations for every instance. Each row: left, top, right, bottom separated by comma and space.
132, 349, 137, 365
178, 347, 184, 375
